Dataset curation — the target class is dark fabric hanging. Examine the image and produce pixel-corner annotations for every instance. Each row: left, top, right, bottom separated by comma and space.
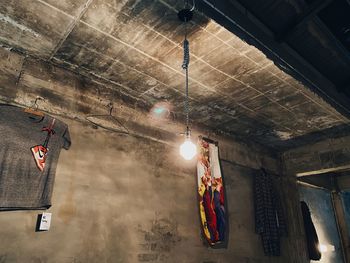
253, 169, 287, 256
300, 201, 322, 261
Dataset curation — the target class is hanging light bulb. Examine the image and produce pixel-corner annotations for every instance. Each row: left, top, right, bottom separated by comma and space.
180, 127, 197, 160
180, 138, 197, 160
178, 2, 197, 160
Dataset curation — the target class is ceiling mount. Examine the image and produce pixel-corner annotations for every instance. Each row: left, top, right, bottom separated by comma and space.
178, 9, 193, 22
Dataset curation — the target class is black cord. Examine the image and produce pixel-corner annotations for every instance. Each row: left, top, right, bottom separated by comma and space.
182, 39, 190, 69
182, 33, 190, 134
181, 0, 194, 136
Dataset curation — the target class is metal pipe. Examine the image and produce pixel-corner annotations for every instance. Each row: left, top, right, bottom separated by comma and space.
297, 180, 329, 191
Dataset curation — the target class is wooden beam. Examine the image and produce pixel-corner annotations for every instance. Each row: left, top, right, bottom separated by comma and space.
198, 0, 350, 118
296, 165, 350, 177
275, 0, 333, 41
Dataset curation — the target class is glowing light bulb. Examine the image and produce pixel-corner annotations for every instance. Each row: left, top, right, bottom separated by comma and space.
180, 138, 197, 160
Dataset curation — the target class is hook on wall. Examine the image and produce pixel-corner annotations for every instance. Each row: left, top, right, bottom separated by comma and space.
107, 102, 114, 116
183, 0, 195, 11
32, 96, 45, 110
24, 96, 45, 119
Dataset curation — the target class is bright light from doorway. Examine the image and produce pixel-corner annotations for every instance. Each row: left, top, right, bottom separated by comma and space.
319, 244, 328, 253
319, 243, 335, 253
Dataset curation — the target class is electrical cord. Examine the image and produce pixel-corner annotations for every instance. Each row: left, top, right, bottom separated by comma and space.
182, 39, 190, 69
181, 0, 194, 136
182, 36, 190, 133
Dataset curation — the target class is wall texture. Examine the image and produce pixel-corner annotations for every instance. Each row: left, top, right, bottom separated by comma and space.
0, 46, 308, 262
283, 135, 350, 177
0, 117, 291, 263
283, 134, 350, 263
341, 191, 350, 237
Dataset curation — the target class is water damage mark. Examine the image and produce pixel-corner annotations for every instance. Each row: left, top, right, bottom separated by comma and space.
118, 0, 210, 41
274, 130, 293, 140
0, 13, 40, 37
138, 213, 181, 262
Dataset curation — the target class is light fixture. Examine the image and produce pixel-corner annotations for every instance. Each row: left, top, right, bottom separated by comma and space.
178, 2, 197, 161
180, 136, 197, 160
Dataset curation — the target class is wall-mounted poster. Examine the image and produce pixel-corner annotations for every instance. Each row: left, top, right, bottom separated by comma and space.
197, 137, 226, 246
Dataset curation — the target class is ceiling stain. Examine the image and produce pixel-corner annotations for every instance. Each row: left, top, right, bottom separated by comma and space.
0, 0, 348, 149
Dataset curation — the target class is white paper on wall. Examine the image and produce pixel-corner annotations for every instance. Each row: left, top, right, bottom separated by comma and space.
39, 212, 52, 231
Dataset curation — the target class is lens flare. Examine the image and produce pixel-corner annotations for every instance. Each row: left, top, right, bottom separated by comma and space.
149, 102, 171, 120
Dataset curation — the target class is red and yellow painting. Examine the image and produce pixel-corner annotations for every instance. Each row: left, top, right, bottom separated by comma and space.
197, 137, 226, 246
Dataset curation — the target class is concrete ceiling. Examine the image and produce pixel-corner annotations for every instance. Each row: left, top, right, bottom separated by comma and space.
0, 0, 349, 150
235, 0, 350, 96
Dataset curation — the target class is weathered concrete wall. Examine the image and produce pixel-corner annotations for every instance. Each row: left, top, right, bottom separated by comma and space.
332, 190, 350, 263
337, 172, 350, 191
282, 130, 350, 263
0, 117, 300, 263
283, 136, 350, 177
0, 46, 307, 262
341, 191, 350, 238
0, 45, 280, 163
278, 171, 309, 263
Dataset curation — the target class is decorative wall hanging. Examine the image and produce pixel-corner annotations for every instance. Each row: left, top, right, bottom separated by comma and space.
197, 137, 227, 245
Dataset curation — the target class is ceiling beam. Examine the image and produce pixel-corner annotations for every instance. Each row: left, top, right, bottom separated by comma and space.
197, 0, 350, 119
48, 0, 94, 60
275, 0, 333, 42
297, 180, 330, 191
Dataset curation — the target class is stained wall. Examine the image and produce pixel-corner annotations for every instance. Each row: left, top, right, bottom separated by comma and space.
0, 117, 286, 262
0, 46, 307, 263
